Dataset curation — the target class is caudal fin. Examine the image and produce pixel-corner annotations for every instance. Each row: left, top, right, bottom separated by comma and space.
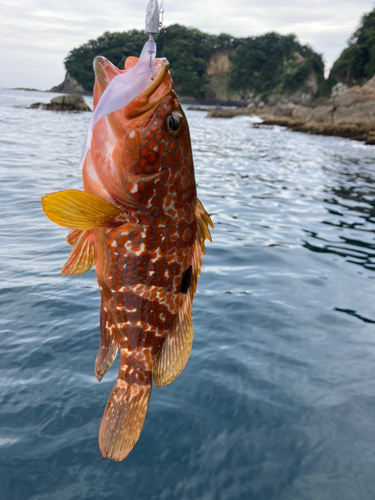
98, 348, 152, 461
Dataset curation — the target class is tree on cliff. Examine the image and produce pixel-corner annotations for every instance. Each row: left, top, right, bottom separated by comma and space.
64, 30, 148, 93
157, 25, 237, 97
63, 24, 323, 101
329, 7, 375, 87
64, 25, 236, 98
229, 32, 324, 98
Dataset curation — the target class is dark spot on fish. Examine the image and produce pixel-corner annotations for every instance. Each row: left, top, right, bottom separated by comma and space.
180, 266, 192, 294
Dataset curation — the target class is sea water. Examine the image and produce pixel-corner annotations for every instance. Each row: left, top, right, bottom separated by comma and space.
1, 89, 375, 500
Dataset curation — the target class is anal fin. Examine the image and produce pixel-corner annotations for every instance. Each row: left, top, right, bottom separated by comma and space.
153, 307, 193, 387
62, 230, 96, 275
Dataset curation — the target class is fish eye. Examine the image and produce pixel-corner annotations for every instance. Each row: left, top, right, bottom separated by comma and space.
166, 112, 183, 137
169, 116, 180, 131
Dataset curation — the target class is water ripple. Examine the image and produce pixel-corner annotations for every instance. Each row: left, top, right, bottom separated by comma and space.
1, 90, 375, 499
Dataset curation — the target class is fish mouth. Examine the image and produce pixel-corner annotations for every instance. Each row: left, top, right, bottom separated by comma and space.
123, 58, 171, 120
93, 55, 171, 125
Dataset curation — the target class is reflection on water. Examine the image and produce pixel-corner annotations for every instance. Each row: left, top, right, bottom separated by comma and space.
304, 162, 375, 272
1, 89, 375, 500
335, 307, 375, 324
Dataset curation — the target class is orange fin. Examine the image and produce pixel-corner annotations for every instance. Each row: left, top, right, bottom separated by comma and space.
41, 189, 121, 230
66, 229, 82, 246
99, 379, 151, 461
153, 260, 197, 387
196, 198, 214, 254
61, 230, 96, 275
153, 308, 193, 387
95, 304, 118, 382
153, 199, 213, 387
99, 349, 151, 461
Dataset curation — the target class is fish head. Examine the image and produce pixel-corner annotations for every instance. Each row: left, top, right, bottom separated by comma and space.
84, 54, 196, 214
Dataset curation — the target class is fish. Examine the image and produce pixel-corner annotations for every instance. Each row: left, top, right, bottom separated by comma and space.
42, 48, 213, 462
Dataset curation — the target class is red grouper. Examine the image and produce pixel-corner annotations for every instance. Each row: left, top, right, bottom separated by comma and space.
42, 51, 213, 461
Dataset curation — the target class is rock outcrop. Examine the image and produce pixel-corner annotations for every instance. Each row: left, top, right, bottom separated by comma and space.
29, 94, 91, 112
208, 75, 375, 124
206, 50, 244, 105
254, 117, 375, 145
293, 76, 375, 126
49, 72, 87, 95
330, 83, 349, 98
333, 76, 375, 125
207, 76, 375, 144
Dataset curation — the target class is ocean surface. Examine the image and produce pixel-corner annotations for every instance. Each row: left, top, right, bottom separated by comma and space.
1, 88, 375, 500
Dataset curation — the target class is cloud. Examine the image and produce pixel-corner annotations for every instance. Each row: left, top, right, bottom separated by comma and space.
0, 0, 373, 89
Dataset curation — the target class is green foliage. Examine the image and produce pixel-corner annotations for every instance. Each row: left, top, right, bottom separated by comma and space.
283, 53, 325, 94
64, 25, 236, 97
65, 30, 148, 92
229, 32, 324, 98
157, 25, 217, 97
329, 7, 375, 86
315, 76, 337, 98
64, 25, 323, 100
230, 33, 296, 94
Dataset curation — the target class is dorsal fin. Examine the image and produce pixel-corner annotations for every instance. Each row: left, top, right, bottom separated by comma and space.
196, 197, 213, 253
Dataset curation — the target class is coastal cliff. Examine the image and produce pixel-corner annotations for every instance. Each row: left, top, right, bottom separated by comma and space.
50, 72, 89, 95
49, 6, 375, 143
53, 26, 324, 105
205, 7, 375, 144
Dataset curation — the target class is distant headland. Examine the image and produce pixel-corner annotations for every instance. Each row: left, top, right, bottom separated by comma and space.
43, 7, 375, 142
50, 25, 325, 106
51, 8, 375, 105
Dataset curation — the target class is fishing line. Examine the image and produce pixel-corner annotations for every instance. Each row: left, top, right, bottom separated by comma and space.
81, 0, 164, 166
159, 0, 165, 28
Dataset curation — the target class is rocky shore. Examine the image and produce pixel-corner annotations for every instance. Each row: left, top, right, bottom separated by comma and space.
207, 76, 375, 144
49, 72, 88, 95
253, 118, 375, 145
29, 94, 91, 112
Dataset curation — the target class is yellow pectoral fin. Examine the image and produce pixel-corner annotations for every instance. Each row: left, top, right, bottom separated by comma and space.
41, 189, 121, 230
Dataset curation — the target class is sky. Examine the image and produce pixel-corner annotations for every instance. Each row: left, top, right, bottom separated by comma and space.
0, 0, 374, 90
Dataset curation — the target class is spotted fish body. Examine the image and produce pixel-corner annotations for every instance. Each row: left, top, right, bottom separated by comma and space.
42, 53, 213, 461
